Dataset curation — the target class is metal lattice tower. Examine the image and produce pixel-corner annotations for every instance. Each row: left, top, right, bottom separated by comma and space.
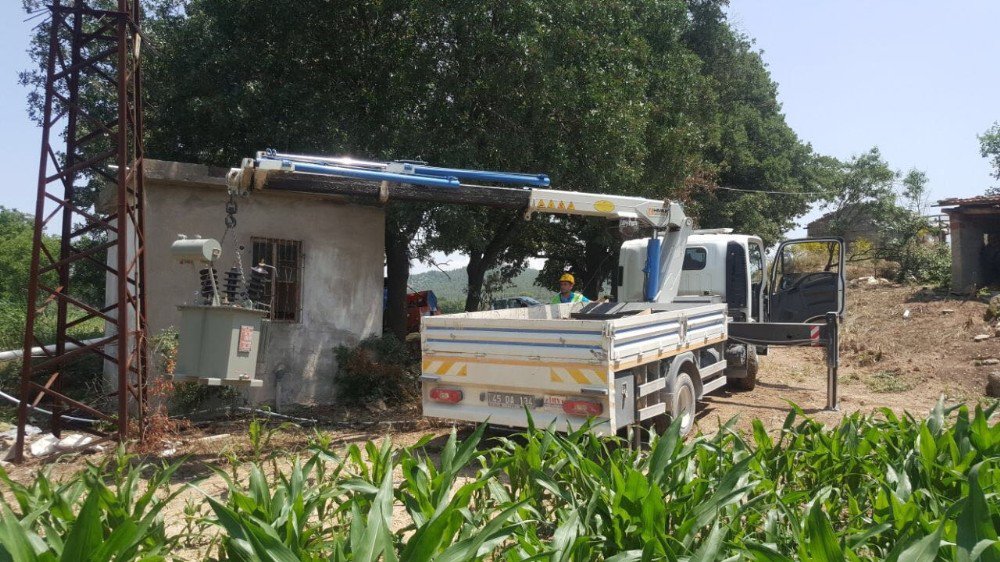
13, 0, 147, 461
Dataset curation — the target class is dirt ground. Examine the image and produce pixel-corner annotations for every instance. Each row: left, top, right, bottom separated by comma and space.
4, 284, 998, 484
700, 283, 998, 433
1, 284, 998, 559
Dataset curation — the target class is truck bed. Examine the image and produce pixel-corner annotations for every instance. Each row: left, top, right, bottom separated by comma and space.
420, 301, 727, 434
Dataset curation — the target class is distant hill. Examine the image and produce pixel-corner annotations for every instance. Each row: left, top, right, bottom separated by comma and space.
409, 267, 551, 308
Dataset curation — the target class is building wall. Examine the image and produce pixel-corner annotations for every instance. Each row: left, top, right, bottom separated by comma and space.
139, 160, 385, 406
947, 211, 1000, 293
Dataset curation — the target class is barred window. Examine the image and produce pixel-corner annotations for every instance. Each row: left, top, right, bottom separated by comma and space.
251, 237, 302, 322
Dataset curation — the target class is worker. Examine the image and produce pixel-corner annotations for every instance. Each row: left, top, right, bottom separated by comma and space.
552, 273, 590, 304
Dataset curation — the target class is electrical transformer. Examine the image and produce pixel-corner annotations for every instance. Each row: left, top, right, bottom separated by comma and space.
169, 236, 272, 387
174, 304, 267, 387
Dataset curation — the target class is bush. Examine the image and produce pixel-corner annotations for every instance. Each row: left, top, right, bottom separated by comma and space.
168, 380, 242, 415
896, 241, 951, 287
334, 334, 418, 403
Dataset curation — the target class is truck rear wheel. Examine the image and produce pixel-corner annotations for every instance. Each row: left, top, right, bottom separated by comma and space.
669, 373, 696, 437
727, 345, 758, 391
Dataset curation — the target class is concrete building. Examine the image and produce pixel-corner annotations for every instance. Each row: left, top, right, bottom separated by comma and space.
806, 204, 881, 246
938, 195, 1000, 293
126, 160, 385, 406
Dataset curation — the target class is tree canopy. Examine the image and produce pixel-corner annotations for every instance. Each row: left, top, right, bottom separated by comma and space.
981, 122, 1000, 187
24, 0, 833, 320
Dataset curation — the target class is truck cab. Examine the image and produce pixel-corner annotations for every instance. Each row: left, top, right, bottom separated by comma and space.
677, 232, 765, 323
677, 232, 845, 326
620, 232, 845, 391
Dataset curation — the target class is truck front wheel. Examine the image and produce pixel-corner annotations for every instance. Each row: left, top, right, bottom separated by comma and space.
670, 373, 696, 437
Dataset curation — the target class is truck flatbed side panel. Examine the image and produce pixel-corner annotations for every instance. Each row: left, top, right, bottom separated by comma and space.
422, 303, 607, 364
609, 304, 727, 370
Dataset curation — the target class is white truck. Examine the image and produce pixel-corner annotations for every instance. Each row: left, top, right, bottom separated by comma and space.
419, 190, 845, 437
227, 152, 845, 436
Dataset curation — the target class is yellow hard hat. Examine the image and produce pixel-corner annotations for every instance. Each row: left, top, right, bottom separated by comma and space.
559, 273, 575, 284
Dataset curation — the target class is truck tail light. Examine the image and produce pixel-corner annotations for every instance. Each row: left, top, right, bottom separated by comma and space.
563, 400, 602, 417
429, 388, 463, 404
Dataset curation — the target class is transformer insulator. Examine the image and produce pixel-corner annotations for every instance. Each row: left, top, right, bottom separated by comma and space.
198, 267, 218, 304
248, 265, 271, 306
224, 266, 245, 303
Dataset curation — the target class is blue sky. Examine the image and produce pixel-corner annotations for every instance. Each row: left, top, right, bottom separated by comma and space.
728, 1, 999, 217
1, 1, 997, 242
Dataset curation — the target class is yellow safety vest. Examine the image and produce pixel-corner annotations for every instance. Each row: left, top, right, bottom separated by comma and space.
552, 292, 587, 304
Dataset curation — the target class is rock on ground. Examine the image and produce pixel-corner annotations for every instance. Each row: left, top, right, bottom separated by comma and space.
56, 434, 95, 452
988, 372, 1000, 398
986, 295, 1000, 322
29, 434, 60, 457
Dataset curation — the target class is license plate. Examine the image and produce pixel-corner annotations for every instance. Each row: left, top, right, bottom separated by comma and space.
487, 392, 536, 409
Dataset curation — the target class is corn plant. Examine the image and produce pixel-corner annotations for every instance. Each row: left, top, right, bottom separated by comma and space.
1, 400, 998, 561
0, 447, 184, 561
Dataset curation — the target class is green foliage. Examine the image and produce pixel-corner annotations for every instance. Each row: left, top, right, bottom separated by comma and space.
896, 240, 951, 288
333, 335, 418, 403
0, 207, 107, 372
0, 208, 56, 353
3, 402, 1000, 560
817, 151, 949, 285
816, 148, 901, 243
981, 122, 1000, 185
0, 447, 185, 561
22, 0, 819, 312
0, 208, 52, 306
409, 268, 550, 304
684, 0, 817, 245
169, 381, 242, 416
435, 299, 466, 315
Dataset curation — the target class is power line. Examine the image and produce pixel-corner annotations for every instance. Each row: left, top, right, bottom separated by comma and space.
714, 185, 828, 196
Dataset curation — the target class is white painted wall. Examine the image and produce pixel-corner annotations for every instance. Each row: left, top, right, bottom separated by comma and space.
126, 160, 384, 406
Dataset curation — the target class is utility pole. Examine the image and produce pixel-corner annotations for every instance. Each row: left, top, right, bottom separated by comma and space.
13, 0, 147, 461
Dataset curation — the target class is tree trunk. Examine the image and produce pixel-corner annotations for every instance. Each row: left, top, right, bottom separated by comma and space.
463, 215, 523, 311
581, 237, 611, 300
465, 255, 487, 312
384, 216, 410, 341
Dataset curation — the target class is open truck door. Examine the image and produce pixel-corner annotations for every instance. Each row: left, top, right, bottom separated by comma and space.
766, 237, 845, 323
728, 237, 845, 408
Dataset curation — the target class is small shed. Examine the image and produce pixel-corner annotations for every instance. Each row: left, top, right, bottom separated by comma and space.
937, 195, 1000, 292
102, 159, 386, 407
806, 204, 881, 246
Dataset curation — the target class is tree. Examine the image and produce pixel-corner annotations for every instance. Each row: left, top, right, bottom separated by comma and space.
136, 0, 446, 337
415, 0, 697, 307
683, 0, 817, 246
22, 0, 828, 319
888, 169, 945, 282
0, 208, 59, 349
980, 122, 1000, 190
817, 150, 946, 283
814, 147, 900, 261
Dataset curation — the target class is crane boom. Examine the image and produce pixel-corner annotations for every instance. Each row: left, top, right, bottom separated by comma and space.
526, 188, 687, 231
229, 151, 687, 230
229, 151, 693, 303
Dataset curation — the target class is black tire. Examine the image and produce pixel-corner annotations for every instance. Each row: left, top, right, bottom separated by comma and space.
728, 345, 758, 391
669, 373, 697, 437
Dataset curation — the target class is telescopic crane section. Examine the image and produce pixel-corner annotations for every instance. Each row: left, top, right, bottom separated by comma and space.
228, 151, 693, 303
229, 151, 686, 229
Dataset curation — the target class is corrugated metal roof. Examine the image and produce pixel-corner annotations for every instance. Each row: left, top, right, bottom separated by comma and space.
937, 195, 1000, 207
